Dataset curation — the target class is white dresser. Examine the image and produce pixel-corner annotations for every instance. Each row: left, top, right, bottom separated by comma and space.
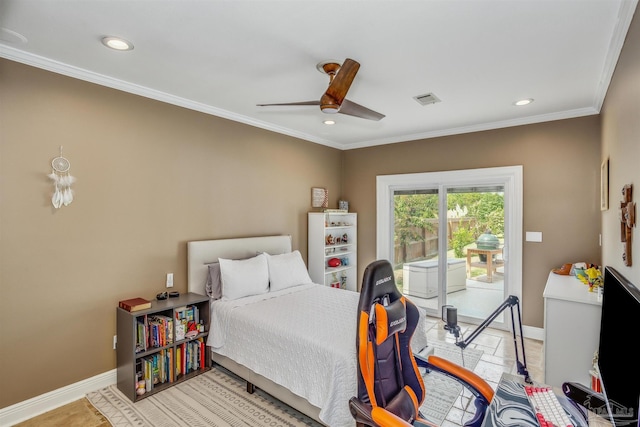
543, 272, 602, 388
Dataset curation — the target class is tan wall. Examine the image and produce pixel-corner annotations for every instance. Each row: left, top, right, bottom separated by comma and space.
343, 117, 603, 328
1, 10, 638, 409
601, 11, 640, 285
0, 59, 342, 408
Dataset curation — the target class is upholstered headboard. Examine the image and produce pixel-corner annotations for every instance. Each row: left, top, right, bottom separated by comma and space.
187, 235, 292, 296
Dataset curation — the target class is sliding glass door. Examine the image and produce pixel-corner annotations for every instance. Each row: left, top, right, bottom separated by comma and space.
377, 167, 522, 329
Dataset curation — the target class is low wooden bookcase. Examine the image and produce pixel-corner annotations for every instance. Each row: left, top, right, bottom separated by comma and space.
116, 292, 210, 402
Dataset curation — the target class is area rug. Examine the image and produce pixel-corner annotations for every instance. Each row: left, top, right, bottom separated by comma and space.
420, 341, 483, 425
87, 367, 322, 427
87, 343, 481, 427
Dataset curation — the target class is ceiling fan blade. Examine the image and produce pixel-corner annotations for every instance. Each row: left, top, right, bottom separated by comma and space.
258, 59, 382, 121
338, 99, 385, 121
324, 58, 360, 106
257, 101, 320, 107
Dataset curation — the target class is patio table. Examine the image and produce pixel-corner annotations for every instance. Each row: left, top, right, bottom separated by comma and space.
466, 248, 504, 282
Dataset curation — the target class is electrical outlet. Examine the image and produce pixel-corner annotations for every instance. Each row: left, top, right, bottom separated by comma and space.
166, 273, 174, 288
113, 335, 117, 350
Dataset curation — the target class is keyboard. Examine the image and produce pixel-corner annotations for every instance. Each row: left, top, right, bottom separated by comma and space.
524, 385, 574, 427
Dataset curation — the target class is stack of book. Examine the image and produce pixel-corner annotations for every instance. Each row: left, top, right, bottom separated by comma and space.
174, 305, 200, 340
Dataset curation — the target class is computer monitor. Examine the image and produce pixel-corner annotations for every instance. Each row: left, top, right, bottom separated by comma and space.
597, 267, 640, 426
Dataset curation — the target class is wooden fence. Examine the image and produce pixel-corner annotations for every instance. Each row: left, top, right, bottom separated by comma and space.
394, 217, 476, 264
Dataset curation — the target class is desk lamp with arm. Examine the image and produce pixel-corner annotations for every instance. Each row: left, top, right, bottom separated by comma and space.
443, 295, 532, 384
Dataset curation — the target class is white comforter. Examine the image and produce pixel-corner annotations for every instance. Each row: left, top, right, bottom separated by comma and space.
208, 283, 429, 427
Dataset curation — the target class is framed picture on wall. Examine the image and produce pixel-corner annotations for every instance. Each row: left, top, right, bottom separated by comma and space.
312, 187, 328, 208
600, 158, 609, 211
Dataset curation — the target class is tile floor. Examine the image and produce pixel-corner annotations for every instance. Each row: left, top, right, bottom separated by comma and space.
406, 274, 507, 321
422, 315, 545, 427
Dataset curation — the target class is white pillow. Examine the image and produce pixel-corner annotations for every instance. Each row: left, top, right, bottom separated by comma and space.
266, 250, 313, 292
205, 262, 222, 300
219, 254, 269, 300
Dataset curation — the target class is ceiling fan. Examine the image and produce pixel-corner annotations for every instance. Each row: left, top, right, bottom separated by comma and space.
257, 58, 385, 121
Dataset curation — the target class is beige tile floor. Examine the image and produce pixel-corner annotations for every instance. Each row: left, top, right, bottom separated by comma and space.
14, 317, 544, 427
422, 316, 545, 427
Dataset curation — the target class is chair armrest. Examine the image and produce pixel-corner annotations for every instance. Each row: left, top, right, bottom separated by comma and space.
371, 407, 414, 427
349, 397, 438, 427
349, 397, 375, 426
416, 354, 494, 403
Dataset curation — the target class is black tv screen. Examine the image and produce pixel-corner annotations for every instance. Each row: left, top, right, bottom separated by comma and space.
598, 267, 640, 426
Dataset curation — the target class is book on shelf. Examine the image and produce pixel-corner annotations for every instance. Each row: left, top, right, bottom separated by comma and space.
175, 305, 200, 340
119, 297, 151, 312
175, 322, 186, 341
147, 314, 173, 347
135, 317, 148, 353
168, 347, 174, 382
144, 357, 152, 391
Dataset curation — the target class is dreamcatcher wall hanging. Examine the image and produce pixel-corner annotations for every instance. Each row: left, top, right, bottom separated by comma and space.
48, 146, 76, 209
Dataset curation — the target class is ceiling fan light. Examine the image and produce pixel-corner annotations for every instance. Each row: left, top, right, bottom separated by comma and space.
321, 105, 339, 114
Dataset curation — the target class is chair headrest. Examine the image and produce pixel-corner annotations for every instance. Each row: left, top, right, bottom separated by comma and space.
359, 260, 403, 314
373, 297, 407, 345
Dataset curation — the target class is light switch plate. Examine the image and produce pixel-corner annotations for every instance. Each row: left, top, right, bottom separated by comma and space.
166, 273, 174, 288
525, 231, 543, 242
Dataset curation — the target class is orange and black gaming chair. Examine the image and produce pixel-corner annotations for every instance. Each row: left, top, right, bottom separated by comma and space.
349, 260, 494, 427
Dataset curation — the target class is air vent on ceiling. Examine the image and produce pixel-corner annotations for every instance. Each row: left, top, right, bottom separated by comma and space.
413, 92, 441, 106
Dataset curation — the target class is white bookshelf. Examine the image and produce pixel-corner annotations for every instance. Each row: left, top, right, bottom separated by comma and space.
308, 212, 357, 291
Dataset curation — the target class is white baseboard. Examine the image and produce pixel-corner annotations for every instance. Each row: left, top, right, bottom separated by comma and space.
522, 325, 544, 342
0, 369, 116, 427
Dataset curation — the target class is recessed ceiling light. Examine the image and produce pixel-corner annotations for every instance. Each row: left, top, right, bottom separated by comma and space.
323, 120, 335, 125
0, 28, 28, 45
101, 36, 134, 51
514, 98, 534, 106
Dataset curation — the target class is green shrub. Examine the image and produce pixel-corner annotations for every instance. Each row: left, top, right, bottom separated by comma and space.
451, 226, 475, 258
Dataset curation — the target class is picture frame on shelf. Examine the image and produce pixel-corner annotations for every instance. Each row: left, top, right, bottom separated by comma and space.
600, 158, 609, 211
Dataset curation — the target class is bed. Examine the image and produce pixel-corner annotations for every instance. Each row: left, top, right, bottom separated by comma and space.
187, 235, 430, 427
